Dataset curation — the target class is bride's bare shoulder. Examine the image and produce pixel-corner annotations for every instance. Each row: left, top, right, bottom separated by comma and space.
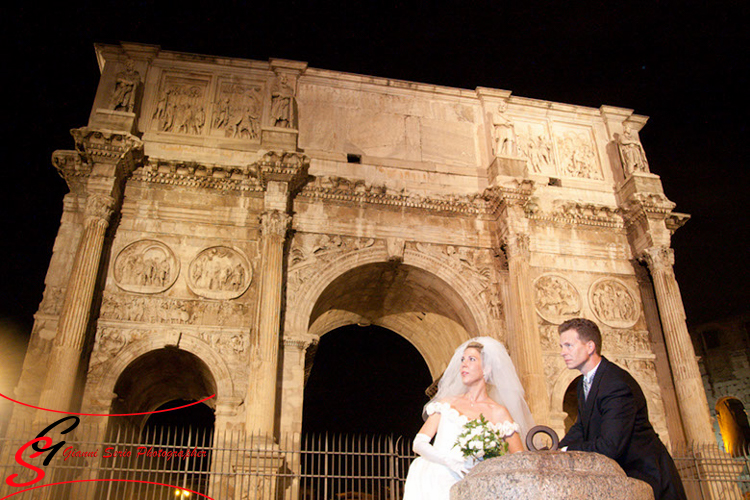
487, 401, 513, 423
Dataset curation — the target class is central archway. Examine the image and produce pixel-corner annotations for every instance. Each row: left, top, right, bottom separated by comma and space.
307, 261, 480, 379
302, 324, 432, 436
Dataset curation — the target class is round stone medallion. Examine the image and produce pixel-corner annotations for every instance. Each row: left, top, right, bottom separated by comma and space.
188, 246, 252, 299
113, 239, 180, 294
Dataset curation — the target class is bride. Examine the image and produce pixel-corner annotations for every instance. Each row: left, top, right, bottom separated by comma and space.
402, 337, 533, 500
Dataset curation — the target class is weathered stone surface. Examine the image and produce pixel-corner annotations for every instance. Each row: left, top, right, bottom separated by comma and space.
451, 451, 654, 500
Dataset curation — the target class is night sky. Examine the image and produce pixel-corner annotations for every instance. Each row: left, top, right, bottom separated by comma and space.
0, 2, 747, 434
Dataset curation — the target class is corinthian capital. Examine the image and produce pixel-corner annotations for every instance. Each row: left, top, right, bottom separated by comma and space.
639, 246, 675, 272
84, 193, 116, 227
260, 210, 291, 238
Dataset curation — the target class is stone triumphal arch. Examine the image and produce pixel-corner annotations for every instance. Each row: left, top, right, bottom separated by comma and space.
9, 42, 716, 492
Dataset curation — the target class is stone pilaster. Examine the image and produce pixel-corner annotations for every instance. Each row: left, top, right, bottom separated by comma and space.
245, 152, 309, 440
36, 194, 114, 415
34, 128, 143, 418
504, 233, 550, 426
245, 210, 291, 437
640, 246, 714, 445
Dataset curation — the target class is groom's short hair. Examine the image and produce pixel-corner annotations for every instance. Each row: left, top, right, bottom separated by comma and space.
559, 318, 602, 355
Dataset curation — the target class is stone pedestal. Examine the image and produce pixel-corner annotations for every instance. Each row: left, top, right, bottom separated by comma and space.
451, 451, 654, 500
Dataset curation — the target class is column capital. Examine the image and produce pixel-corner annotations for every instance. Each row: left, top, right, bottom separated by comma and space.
260, 210, 292, 238
84, 193, 116, 228
639, 246, 675, 272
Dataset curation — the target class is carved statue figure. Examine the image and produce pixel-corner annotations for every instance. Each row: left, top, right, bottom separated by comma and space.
617, 124, 649, 176
270, 74, 295, 128
492, 102, 516, 156
110, 59, 140, 112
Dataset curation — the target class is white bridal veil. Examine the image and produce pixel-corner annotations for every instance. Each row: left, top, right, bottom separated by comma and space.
427, 336, 534, 440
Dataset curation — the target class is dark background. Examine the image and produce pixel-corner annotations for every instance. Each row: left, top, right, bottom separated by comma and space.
1, 2, 747, 435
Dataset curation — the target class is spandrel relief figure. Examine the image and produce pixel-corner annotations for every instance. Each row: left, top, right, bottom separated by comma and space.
617, 124, 650, 176
492, 102, 516, 156
188, 246, 252, 300
113, 240, 179, 294
270, 74, 295, 128
110, 59, 140, 112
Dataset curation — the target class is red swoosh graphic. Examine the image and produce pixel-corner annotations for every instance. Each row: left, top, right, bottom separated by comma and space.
1, 479, 214, 499
0, 392, 215, 416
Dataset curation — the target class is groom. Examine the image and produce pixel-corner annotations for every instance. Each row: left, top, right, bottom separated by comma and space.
558, 318, 686, 500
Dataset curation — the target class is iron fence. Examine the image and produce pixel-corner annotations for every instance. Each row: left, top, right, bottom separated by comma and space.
1, 421, 749, 500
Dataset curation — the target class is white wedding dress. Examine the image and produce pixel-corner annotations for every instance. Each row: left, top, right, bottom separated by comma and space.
402, 402, 518, 500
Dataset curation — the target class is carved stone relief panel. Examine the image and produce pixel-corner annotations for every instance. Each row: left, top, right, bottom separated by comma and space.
188, 246, 252, 300
602, 328, 651, 354
151, 73, 210, 135
199, 331, 248, 358
100, 293, 250, 327
533, 274, 581, 323
212, 80, 264, 140
514, 121, 554, 175
113, 239, 180, 294
589, 278, 639, 328
539, 324, 560, 351
552, 127, 603, 180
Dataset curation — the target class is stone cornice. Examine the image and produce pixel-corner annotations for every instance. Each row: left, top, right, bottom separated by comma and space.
71, 127, 144, 174
132, 159, 265, 192
620, 192, 677, 228
530, 201, 625, 229
258, 151, 311, 192
298, 176, 490, 215
482, 180, 535, 216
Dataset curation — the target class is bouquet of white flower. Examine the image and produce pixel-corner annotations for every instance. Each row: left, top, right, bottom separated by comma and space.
455, 414, 510, 460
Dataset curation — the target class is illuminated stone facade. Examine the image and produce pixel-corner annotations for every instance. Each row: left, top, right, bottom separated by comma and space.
12, 42, 714, 480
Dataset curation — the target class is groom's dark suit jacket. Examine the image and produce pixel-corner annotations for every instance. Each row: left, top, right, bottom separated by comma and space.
559, 357, 686, 500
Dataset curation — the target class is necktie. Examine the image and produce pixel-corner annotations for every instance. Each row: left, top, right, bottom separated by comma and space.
583, 376, 591, 400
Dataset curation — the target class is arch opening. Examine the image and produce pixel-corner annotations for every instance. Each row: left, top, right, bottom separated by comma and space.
302, 325, 432, 437
101, 348, 217, 499
562, 375, 582, 433
716, 397, 750, 456
306, 262, 480, 379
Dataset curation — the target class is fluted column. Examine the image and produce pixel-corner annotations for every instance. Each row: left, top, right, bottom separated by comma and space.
36, 193, 114, 416
641, 246, 714, 445
504, 233, 550, 426
246, 210, 291, 437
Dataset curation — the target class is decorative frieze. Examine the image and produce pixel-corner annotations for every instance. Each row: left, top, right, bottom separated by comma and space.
100, 293, 250, 327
